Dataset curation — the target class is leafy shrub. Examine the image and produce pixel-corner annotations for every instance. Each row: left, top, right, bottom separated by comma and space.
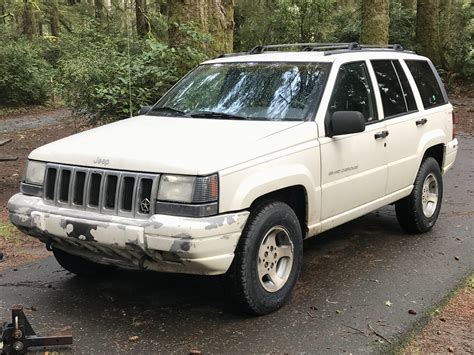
0, 39, 53, 105
388, 2, 416, 49
58, 21, 208, 122
441, 2, 473, 79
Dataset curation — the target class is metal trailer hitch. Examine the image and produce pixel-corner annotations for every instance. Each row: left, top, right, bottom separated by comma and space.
0, 305, 73, 354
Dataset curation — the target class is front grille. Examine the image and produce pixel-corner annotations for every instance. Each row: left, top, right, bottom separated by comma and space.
44, 164, 160, 218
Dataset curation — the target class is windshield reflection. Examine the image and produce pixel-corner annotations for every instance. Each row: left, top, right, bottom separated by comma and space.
151, 62, 331, 121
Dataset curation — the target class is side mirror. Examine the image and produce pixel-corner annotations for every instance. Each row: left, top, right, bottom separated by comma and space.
138, 105, 152, 115
330, 111, 365, 136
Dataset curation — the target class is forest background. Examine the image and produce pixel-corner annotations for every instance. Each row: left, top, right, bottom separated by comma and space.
0, 0, 472, 121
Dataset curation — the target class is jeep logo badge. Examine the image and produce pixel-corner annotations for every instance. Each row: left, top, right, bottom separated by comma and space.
93, 157, 110, 166
140, 198, 151, 213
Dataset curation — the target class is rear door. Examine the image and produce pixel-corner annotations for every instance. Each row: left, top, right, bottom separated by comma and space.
369, 59, 422, 194
371, 59, 450, 194
319, 60, 387, 222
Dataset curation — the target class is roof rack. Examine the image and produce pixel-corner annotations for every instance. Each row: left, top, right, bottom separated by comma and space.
249, 42, 408, 54
215, 42, 412, 59
248, 42, 361, 54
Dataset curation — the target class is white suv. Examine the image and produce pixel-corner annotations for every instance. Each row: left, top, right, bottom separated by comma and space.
8, 43, 458, 315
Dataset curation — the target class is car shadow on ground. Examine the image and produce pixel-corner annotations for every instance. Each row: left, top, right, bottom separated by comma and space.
37, 205, 412, 317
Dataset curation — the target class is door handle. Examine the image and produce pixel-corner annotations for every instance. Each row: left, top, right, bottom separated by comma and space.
416, 118, 428, 126
374, 130, 389, 139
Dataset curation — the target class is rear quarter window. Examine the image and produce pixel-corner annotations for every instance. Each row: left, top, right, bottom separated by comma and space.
405, 60, 447, 109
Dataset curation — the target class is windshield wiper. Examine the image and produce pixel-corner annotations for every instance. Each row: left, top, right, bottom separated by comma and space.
150, 106, 188, 116
190, 111, 249, 120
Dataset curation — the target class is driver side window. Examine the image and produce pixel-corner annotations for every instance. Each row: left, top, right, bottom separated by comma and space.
328, 61, 377, 123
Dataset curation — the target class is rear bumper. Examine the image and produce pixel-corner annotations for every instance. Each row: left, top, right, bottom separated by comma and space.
7, 193, 249, 275
442, 138, 458, 174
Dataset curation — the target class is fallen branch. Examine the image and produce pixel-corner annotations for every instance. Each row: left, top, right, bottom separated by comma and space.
0, 138, 12, 146
0, 155, 18, 161
368, 323, 392, 344
343, 324, 366, 336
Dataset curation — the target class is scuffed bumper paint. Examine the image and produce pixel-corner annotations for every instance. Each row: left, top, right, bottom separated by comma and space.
7, 193, 249, 275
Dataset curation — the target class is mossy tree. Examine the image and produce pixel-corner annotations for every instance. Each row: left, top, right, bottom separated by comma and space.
45, 0, 60, 36
168, 0, 235, 55
23, 0, 37, 40
416, 0, 440, 65
136, 0, 149, 38
401, 0, 416, 11
361, 0, 389, 45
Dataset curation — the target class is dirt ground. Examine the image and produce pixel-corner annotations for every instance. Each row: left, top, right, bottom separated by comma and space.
0, 83, 473, 349
403, 276, 474, 354
0, 108, 89, 270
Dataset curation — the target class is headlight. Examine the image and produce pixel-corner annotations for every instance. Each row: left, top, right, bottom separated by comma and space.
158, 175, 195, 203
156, 174, 219, 217
157, 174, 218, 203
24, 160, 46, 185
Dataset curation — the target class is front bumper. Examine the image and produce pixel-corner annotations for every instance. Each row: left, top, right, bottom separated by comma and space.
7, 193, 249, 275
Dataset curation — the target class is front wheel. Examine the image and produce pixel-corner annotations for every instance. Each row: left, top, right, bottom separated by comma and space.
227, 201, 303, 315
395, 157, 443, 233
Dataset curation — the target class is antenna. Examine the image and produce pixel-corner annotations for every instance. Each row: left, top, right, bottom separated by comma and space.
125, 0, 133, 118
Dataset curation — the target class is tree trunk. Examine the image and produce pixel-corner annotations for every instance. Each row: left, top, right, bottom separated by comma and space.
1, 0, 6, 25
168, 0, 234, 55
48, 0, 60, 36
401, 0, 416, 10
337, 0, 355, 8
37, 11, 43, 35
416, 0, 440, 65
23, 0, 37, 40
438, 0, 451, 67
360, 0, 389, 45
94, 0, 105, 19
135, 0, 149, 38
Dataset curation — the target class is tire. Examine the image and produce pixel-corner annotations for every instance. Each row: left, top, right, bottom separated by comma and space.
395, 157, 443, 233
227, 201, 303, 315
53, 247, 116, 276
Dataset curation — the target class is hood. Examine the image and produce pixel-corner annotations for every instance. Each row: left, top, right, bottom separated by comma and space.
29, 115, 315, 175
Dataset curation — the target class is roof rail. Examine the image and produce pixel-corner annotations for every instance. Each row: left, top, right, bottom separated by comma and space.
248, 42, 360, 54
214, 43, 412, 59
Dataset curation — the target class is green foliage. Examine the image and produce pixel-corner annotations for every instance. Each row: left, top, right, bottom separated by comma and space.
0, 0, 472, 116
234, 0, 338, 50
0, 36, 53, 106
389, 1, 416, 49
441, 1, 473, 79
58, 22, 208, 121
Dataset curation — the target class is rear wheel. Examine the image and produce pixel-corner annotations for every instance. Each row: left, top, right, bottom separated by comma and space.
395, 157, 443, 233
53, 247, 116, 276
227, 201, 303, 315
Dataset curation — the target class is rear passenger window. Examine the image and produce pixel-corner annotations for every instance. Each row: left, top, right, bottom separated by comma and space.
405, 60, 447, 109
392, 61, 417, 112
328, 61, 377, 123
371, 60, 416, 118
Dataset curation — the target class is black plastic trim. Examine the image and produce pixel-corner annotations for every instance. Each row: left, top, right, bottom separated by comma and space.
20, 183, 43, 197
155, 201, 218, 217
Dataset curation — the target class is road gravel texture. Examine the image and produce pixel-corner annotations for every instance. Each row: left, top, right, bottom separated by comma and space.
0, 134, 472, 353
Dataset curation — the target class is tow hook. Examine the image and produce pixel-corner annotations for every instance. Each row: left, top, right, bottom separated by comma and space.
45, 240, 53, 251
0, 305, 73, 354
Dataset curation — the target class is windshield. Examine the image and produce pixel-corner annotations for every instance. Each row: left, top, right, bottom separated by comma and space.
149, 62, 331, 121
